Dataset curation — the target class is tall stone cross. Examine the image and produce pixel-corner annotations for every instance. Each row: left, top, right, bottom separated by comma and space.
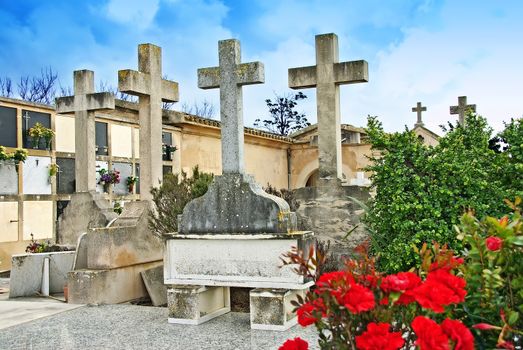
288, 33, 368, 183
56, 70, 115, 192
450, 96, 476, 126
118, 44, 179, 201
197, 39, 264, 174
412, 102, 427, 127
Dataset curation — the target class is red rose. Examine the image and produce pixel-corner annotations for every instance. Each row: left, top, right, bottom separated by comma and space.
342, 282, 375, 314
412, 316, 450, 350
486, 236, 503, 251
381, 272, 421, 293
355, 322, 405, 350
413, 269, 467, 313
297, 302, 317, 327
279, 337, 309, 350
441, 319, 475, 350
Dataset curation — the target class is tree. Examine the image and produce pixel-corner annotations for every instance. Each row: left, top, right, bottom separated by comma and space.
181, 99, 216, 119
254, 91, 310, 136
0, 77, 13, 98
364, 113, 519, 273
17, 67, 58, 105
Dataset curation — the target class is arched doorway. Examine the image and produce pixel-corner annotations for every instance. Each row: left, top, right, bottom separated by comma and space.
305, 170, 319, 187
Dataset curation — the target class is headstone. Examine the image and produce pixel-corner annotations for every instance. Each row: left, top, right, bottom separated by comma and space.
412, 102, 427, 127
56, 158, 75, 194
22, 156, 52, 195
56, 70, 115, 192
118, 43, 179, 201
112, 162, 133, 195
0, 161, 18, 195
140, 265, 167, 306
288, 33, 368, 184
450, 96, 476, 126
0, 106, 17, 148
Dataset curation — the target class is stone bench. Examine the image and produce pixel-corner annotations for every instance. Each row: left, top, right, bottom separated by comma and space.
164, 231, 314, 331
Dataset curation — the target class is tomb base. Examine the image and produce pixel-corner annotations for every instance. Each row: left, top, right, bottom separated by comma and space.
250, 288, 305, 331
67, 260, 162, 304
167, 285, 230, 325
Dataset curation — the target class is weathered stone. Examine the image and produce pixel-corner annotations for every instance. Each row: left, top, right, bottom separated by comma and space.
0, 161, 18, 195
167, 285, 230, 325
250, 288, 305, 331
9, 252, 75, 298
289, 33, 368, 183
56, 70, 115, 192
450, 95, 476, 126
118, 44, 179, 201
56, 192, 117, 245
164, 231, 314, 289
141, 265, 167, 306
86, 201, 163, 269
412, 102, 427, 127
67, 260, 161, 304
198, 39, 264, 174
179, 174, 296, 234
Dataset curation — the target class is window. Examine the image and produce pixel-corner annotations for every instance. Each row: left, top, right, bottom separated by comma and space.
0, 106, 17, 147
95, 122, 108, 155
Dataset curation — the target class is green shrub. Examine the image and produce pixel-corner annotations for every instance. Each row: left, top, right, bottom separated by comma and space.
148, 166, 213, 236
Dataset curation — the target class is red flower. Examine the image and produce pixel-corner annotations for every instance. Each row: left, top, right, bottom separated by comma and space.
355, 322, 405, 350
279, 337, 309, 350
381, 272, 421, 293
413, 269, 467, 313
486, 236, 503, 251
412, 316, 450, 350
441, 319, 475, 350
297, 302, 317, 327
342, 282, 375, 314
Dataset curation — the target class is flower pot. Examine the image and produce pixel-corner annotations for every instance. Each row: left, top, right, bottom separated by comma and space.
103, 183, 110, 193
31, 137, 40, 149
128, 183, 134, 193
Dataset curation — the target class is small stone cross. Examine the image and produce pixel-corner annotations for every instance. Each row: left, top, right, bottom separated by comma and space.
450, 96, 476, 126
198, 39, 264, 174
55, 70, 115, 192
288, 33, 368, 183
412, 102, 427, 126
119, 43, 179, 201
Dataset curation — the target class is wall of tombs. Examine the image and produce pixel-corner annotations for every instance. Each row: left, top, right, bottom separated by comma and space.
0, 97, 373, 270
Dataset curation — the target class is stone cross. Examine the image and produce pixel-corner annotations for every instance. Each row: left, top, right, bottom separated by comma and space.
56, 70, 115, 192
412, 102, 427, 127
288, 33, 368, 183
118, 43, 179, 201
450, 96, 476, 126
198, 39, 264, 174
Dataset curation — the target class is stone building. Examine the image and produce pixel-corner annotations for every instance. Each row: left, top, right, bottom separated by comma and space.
0, 96, 436, 271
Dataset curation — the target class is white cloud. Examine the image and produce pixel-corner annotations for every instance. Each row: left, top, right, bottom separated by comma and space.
104, 0, 160, 30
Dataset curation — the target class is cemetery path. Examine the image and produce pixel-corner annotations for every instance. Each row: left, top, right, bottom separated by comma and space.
0, 304, 319, 349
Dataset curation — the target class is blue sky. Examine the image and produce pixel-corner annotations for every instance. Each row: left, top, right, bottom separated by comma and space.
0, 0, 521, 133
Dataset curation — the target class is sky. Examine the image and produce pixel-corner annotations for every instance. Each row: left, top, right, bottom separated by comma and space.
0, 0, 522, 134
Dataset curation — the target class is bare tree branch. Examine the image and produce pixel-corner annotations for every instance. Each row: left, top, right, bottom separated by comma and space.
17, 67, 58, 104
0, 77, 13, 98
181, 99, 216, 119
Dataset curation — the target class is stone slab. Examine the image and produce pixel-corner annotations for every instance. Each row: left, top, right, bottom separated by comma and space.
0, 161, 18, 195
22, 156, 52, 195
67, 260, 162, 304
178, 174, 296, 234
250, 288, 305, 331
9, 252, 75, 298
167, 285, 230, 325
113, 162, 133, 195
164, 231, 314, 289
140, 265, 167, 306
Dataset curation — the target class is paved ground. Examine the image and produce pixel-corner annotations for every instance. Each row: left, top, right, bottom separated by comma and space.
0, 278, 319, 349
0, 304, 319, 350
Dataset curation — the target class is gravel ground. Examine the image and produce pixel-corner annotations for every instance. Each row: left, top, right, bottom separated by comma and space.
0, 304, 319, 350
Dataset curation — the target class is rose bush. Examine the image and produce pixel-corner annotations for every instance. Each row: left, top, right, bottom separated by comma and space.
281, 243, 474, 349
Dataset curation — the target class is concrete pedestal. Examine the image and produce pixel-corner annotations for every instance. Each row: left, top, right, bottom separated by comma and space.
250, 288, 305, 331
167, 285, 230, 325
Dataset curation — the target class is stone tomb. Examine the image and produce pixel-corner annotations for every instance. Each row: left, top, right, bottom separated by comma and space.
164, 39, 314, 331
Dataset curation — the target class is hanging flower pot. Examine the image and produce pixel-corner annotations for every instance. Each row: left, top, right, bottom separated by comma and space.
103, 182, 110, 193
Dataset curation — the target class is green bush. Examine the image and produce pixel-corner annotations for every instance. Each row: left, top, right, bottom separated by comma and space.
365, 114, 522, 272
148, 166, 213, 236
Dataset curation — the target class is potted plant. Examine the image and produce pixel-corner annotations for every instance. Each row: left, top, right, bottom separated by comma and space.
48, 163, 59, 183
28, 122, 44, 149
98, 168, 121, 193
12, 148, 28, 173
41, 127, 55, 150
126, 176, 138, 193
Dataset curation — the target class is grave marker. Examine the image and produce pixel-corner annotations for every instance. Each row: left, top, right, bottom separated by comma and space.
289, 33, 368, 183
450, 96, 476, 126
56, 70, 115, 192
412, 102, 427, 127
198, 39, 264, 174
119, 44, 179, 201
